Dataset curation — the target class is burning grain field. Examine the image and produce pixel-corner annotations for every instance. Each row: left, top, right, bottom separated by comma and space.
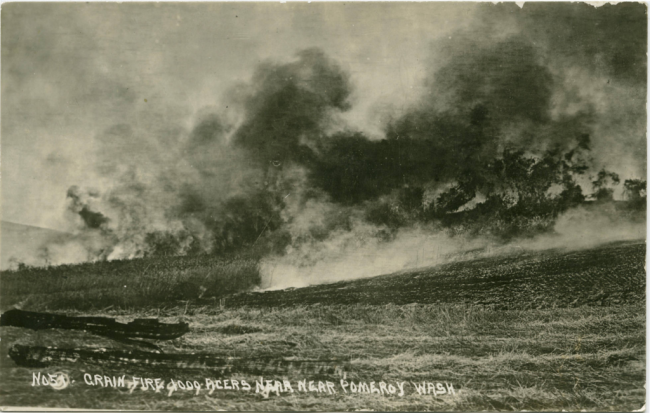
1, 3, 647, 411
0, 240, 645, 411
230, 240, 646, 309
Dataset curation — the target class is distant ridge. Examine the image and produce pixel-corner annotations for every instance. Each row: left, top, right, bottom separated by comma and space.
1, 220, 68, 235
1, 221, 70, 270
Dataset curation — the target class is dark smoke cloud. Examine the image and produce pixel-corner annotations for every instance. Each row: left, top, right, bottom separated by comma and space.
427, 38, 554, 126
66, 186, 109, 230
513, 2, 647, 83
479, 2, 647, 174
234, 48, 352, 166
10, 3, 645, 273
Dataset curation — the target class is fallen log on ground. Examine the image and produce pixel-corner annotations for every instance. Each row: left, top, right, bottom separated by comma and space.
8, 344, 349, 376
0, 309, 189, 340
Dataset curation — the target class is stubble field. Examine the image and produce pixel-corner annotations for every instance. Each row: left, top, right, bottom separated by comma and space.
0, 240, 645, 411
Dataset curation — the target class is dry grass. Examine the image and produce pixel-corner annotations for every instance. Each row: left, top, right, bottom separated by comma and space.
0, 242, 645, 411
0, 253, 260, 311
0, 303, 644, 411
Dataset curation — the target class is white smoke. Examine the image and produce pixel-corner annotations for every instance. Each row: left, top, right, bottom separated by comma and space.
259, 202, 645, 290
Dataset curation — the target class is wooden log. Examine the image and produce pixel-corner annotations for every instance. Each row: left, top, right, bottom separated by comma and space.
0, 309, 189, 340
8, 344, 349, 376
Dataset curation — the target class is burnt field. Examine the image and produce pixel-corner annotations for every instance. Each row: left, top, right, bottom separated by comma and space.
0, 240, 646, 411
227, 240, 646, 309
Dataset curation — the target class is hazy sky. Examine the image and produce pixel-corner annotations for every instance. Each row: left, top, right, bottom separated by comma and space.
2, 3, 478, 229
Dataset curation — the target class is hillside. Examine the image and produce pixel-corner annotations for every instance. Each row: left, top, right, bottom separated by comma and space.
0, 240, 645, 411
0, 221, 70, 270
227, 240, 646, 309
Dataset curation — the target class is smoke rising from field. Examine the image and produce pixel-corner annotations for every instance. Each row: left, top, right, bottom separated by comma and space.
259, 225, 483, 291
4, 3, 646, 285
260, 202, 646, 291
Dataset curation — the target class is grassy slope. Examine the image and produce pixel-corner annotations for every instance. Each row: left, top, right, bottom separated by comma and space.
0, 253, 261, 311
0, 241, 646, 411
0, 221, 70, 270
228, 240, 645, 309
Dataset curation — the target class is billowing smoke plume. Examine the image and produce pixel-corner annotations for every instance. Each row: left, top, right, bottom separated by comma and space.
10, 3, 646, 286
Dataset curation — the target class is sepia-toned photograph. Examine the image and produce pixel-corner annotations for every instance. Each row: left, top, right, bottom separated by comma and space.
0, 2, 646, 411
